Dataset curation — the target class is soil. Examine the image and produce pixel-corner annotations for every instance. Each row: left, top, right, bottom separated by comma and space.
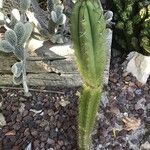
0, 55, 149, 150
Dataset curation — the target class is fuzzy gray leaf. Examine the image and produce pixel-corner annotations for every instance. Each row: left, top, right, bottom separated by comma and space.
0, 0, 3, 8
0, 12, 5, 26
8, 9, 21, 29
13, 45, 24, 60
20, 0, 31, 12
21, 22, 33, 44
0, 40, 15, 53
47, 0, 54, 12
11, 62, 23, 77
54, 5, 63, 16
5, 30, 17, 47
51, 11, 58, 23
14, 22, 25, 45
13, 74, 22, 85
57, 14, 66, 25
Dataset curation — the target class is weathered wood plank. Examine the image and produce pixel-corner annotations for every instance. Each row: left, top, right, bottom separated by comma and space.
0, 73, 82, 87
0, 39, 82, 87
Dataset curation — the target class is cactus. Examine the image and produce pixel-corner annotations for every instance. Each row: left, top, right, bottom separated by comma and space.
70, 0, 107, 149
47, 0, 67, 43
111, 0, 150, 55
1, 0, 31, 29
0, 21, 33, 96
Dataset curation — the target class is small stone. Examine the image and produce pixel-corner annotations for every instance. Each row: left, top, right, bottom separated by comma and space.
45, 126, 50, 132
47, 138, 55, 145
23, 110, 29, 117
33, 140, 40, 148
58, 140, 64, 146
109, 77, 117, 83
31, 130, 38, 138
19, 97, 27, 102
125, 76, 131, 82
47, 109, 54, 116
40, 142, 45, 148
40, 132, 49, 142
50, 116, 54, 122
13, 123, 20, 130
135, 89, 142, 95
24, 128, 30, 137
23, 116, 33, 124
135, 80, 142, 87
140, 141, 150, 150
0, 113, 6, 127
19, 103, 25, 114
56, 122, 61, 128
16, 114, 22, 122
126, 92, 134, 100
40, 120, 49, 127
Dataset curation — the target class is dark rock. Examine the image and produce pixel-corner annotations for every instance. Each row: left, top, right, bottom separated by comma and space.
24, 128, 30, 137
31, 130, 38, 138
40, 132, 49, 142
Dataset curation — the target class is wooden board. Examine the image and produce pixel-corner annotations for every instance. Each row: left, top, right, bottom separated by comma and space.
0, 40, 82, 87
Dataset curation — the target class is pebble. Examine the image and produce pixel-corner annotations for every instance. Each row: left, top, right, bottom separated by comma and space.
47, 138, 55, 145
24, 128, 30, 137
31, 130, 38, 138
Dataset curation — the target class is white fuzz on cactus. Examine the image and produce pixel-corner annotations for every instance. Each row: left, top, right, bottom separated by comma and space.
0, 21, 33, 96
20, 0, 31, 13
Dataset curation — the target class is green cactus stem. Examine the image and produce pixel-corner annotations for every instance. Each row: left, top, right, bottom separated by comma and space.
71, 0, 107, 149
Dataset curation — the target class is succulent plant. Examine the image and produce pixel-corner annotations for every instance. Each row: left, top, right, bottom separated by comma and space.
1, 0, 31, 29
71, 0, 107, 149
111, 0, 150, 55
0, 21, 33, 96
47, 0, 67, 43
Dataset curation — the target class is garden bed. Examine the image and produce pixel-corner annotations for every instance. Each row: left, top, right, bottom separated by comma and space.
0, 55, 149, 150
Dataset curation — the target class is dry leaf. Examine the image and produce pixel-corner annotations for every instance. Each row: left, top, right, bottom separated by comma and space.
122, 116, 141, 131
5, 130, 16, 136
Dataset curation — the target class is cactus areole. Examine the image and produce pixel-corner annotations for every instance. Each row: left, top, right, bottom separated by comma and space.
70, 0, 107, 149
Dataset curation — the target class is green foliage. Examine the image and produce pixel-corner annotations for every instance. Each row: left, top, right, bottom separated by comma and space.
71, 0, 107, 149
111, 0, 150, 55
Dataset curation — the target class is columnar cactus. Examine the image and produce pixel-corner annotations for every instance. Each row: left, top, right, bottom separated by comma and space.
71, 0, 107, 149
0, 22, 33, 96
111, 0, 150, 55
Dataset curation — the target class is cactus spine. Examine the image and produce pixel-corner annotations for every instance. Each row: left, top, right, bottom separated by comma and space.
71, 0, 107, 149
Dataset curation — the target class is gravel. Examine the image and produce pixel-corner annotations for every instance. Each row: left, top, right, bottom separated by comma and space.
0, 55, 149, 149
